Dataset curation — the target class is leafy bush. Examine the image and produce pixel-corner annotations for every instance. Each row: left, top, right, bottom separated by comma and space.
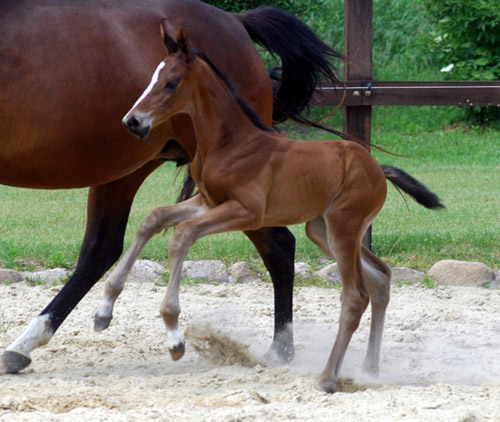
203, 0, 306, 14
423, 0, 500, 125
372, 1, 437, 80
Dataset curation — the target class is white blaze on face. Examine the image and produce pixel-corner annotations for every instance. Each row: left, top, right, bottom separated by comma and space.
131, 61, 166, 110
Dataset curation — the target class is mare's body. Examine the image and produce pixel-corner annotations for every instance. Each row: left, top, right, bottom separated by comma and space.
1, 0, 340, 372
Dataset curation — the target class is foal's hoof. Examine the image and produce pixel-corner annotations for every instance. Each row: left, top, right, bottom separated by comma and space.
94, 314, 112, 332
0, 351, 32, 374
361, 361, 380, 378
169, 341, 185, 361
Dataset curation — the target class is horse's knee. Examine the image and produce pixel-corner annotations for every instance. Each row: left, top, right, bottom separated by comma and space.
137, 207, 167, 237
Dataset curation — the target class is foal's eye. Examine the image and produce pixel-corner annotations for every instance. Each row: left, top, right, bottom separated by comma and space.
165, 80, 179, 90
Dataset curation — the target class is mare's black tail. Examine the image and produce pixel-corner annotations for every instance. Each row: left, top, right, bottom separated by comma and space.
176, 165, 196, 203
381, 165, 445, 209
236, 7, 343, 125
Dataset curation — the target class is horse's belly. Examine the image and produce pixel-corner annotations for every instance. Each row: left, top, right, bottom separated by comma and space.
0, 124, 169, 188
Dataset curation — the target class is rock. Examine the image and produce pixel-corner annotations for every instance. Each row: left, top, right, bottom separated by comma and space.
492, 271, 500, 289
427, 260, 496, 287
315, 263, 342, 286
0, 269, 24, 284
229, 262, 261, 283
128, 259, 166, 282
182, 260, 229, 284
294, 262, 312, 279
22, 268, 70, 284
391, 267, 425, 285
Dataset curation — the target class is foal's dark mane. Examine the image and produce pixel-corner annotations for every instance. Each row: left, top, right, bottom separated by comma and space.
193, 49, 273, 133
176, 49, 273, 203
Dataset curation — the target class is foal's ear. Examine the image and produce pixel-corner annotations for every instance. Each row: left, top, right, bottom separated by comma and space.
161, 19, 178, 55
176, 27, 192, 58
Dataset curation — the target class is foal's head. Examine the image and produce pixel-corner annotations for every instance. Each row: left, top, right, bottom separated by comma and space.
123, 24, 196, 139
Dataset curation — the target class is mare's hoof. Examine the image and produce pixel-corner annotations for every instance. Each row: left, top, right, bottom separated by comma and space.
263, 340, 294, 365
319, 378, 337, 394
94, 314, 112, 332
169, 341, 185, 361
1, 351, 32, 374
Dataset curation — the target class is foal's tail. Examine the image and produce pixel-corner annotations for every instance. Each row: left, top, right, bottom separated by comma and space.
381, 165, 445, 209
236, 7, 343, 125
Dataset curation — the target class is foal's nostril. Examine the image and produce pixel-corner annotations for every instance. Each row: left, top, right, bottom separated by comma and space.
126, 116, 140, 130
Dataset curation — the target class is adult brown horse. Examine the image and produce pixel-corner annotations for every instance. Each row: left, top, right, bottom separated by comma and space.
0, 0, 342, 373
100, 27, 443, 392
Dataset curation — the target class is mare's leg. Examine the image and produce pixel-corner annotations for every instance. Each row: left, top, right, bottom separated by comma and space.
245, 228, 296, 363
360, 245, 391, 376
162, 200, 262, 361
0, 161, 162, 374
94, 195, 208, 331
319, 210, 370, 393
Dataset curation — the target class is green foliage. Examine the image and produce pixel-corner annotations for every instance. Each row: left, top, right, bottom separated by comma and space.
372, 1, 438, 81
422, 0, 500, 125
202, 0, 309, 14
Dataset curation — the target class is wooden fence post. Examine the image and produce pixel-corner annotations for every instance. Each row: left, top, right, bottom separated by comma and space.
344, 0, 373, 248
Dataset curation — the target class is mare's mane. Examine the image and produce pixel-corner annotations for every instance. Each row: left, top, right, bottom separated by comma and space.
192, 49, 273, 133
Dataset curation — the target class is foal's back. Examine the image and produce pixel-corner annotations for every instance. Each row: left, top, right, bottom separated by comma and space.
237, 132, 388, 227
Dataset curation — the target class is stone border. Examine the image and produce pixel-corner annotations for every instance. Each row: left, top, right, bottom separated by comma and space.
1, 259, 498, 288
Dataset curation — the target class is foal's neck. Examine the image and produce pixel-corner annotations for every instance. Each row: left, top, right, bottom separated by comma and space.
188, 60, 263, 156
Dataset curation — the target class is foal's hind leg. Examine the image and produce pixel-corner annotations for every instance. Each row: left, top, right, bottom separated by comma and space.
94, 195, 208, 331
305, 217, 334, 259
360, 245, 391, 376
318, 212, 370, 393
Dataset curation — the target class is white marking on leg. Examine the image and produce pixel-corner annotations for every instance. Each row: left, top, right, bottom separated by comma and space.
95, 295, 114, 323
6, 314, 53, 358
95, 257, 135, 323
167, 329, 184, 349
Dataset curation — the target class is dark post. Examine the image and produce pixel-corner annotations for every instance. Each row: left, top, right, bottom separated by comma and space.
344, 0, 373, 248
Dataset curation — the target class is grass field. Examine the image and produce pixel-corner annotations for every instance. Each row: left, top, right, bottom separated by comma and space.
1, 122, 499, 273
1, 0, 499, 274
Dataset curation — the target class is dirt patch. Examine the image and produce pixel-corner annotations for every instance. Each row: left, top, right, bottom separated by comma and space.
0, 280, 499, 421
185, 323, 263, 368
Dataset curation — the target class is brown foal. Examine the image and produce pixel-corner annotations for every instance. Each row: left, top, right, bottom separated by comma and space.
96, 26, 443, 393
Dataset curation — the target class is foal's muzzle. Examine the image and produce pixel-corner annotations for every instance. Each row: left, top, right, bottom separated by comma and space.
122, 114, 151, 140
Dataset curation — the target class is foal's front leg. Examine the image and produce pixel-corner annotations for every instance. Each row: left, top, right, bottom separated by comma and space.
161, 199, 262, 361
94, 195, 209, 332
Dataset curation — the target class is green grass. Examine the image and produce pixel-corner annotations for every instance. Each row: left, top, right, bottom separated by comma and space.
372, 127, 500, 269
1, 127, 499, 272
1, 0, 499, 274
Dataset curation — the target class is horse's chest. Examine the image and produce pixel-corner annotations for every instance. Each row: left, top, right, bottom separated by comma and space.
191, 164, 228, 207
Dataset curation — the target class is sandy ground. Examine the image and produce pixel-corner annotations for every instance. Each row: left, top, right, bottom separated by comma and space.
0, 279, 499, 421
